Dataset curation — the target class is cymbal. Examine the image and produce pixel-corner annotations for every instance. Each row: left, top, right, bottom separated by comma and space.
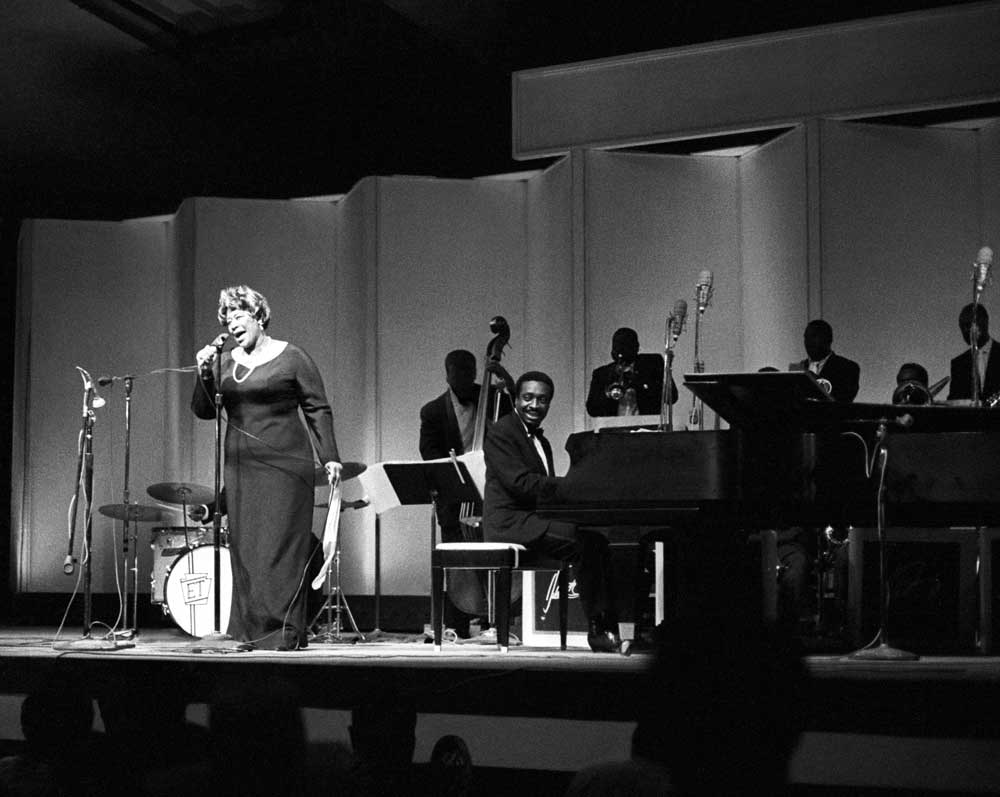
147, 482, 214, 506
314, 461, 367, 486
99, 503, 175, 522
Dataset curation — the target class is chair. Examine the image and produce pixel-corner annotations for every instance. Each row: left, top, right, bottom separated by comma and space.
432, 542, 568, 652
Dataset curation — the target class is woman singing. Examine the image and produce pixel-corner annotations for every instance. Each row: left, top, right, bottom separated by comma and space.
192, 285, 341, 650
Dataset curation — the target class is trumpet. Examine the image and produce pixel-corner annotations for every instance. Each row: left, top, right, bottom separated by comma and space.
605, 358, 635, 401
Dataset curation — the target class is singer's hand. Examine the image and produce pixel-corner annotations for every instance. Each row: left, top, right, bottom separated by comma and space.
324, 461, 343, 485
196, 345, 217, 370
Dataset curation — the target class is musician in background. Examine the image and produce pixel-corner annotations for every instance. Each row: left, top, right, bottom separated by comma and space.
484, 371, 621, 653
586, 327, 678, 417
419, 349, 512, 638
893, 362, 931, 405
796, 320, 860, 402
947, 303, 1000, 403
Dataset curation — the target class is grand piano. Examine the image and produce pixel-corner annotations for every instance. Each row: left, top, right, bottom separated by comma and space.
541, 371, 1000, 530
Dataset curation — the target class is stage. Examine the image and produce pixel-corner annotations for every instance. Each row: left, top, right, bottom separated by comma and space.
3, 626, 1000, 793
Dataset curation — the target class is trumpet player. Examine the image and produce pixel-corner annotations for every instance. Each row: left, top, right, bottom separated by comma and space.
586, 327, 678, 417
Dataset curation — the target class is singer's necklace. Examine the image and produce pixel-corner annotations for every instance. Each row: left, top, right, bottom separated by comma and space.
231, 337, 287, 383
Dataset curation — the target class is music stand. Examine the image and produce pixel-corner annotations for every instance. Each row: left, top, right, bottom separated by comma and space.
364, 459, 482, 636
684, 370, 833, 431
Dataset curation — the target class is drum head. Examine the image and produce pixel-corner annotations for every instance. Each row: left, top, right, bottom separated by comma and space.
164, 545, 232, 638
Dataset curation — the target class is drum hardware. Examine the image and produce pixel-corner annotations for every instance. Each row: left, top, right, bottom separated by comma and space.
310, 498, 369, 643
313, 461, 367, 486
147, 482, 215, 507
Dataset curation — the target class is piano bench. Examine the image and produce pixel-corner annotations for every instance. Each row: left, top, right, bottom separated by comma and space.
431, 542, 568, 653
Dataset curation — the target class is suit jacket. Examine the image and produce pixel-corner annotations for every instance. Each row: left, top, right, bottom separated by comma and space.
586, 353, 677, 416
947, 340, 1000, 401
797, 352, 860, 403
483, 412, 562, 545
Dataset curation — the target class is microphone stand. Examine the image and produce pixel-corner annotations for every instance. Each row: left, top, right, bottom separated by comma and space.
189, 339, 246, 652
688, 308, 706, 430
849, 420, 918, 661
971, 285, 985, 409
111, 376, 138, 640
660, 316, 677, 431
54, 372, 133, 650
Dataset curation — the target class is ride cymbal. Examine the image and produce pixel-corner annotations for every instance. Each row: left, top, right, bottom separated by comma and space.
146, 482, 214, 506
99, 503, 175, 523
314, 461, 367, 485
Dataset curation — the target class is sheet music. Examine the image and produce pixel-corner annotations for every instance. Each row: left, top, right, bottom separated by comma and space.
357, 451, 486, 515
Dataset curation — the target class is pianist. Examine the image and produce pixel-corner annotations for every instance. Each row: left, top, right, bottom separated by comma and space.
586, 327, 677, 417
483, 371, 621, 653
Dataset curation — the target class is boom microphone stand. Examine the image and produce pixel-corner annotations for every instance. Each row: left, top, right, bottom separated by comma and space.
54, 369, 133, 651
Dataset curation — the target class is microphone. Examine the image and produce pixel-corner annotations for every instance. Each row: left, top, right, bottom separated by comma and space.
200, 333, 230, 376
668, 299, 688, 342
974, 245, 994, 297
695, 270, 714, 314
75, 367, 105, 409
63, 554, 75, 575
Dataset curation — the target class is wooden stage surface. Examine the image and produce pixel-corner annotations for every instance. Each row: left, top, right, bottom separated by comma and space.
2, 626, 1000, 738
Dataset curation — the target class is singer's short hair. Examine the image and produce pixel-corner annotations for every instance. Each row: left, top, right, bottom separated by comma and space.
445, 349, 476, 371
515, 370, 555, 398
217, 285, 271, 329
959, 303, 989, 327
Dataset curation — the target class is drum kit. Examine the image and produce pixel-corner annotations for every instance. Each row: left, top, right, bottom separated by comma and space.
98, 464, 367, 638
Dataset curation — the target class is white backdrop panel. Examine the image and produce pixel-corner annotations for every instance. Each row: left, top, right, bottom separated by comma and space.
583, 149, 742, 427
375, 176, 528, 594
740, 127, 810, 371
17, 218, 172, 592
819, 120, 981, 404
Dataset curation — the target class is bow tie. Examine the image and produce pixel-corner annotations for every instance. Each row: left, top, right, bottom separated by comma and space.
526, 426, 545, 438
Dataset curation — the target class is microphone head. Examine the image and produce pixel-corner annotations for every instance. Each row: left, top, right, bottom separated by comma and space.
213, 332, 230, 348
977, 246, 994, 266
97, 375, 114, 386
696, 269, 713, 288
673, 298, 688, 321
92, 394, 106, 409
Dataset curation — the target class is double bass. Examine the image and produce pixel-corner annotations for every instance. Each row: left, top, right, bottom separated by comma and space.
446, 316, 517, 617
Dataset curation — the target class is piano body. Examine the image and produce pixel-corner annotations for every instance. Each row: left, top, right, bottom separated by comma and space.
538, 372, 1000, 619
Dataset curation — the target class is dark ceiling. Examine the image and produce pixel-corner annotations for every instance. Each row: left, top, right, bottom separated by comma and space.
0, 0, 989, 220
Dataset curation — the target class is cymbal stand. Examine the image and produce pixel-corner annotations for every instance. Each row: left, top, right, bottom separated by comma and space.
310, 502, 364, 642
849, 421, 918, 661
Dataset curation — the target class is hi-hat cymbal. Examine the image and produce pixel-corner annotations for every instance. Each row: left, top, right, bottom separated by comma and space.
147, 482, 214, 506
99, 503, 175, 522
314, 461, 367, 486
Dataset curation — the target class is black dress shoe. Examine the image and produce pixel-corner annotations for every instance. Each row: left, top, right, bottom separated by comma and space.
587, 620, 620, 653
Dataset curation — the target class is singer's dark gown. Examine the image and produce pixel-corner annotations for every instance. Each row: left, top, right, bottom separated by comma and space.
191, 342, 339, 649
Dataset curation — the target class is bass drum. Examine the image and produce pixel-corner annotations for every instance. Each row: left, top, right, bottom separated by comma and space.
164, 544, 232, 638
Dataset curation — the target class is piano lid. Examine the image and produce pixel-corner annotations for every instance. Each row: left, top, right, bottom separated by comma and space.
684, 371, 831, 431
685, 371, 1000, 433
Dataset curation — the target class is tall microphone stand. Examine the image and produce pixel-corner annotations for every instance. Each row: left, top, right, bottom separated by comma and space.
660, 316, 678, 431
111, 376, 138, 640
688, 289, 710, 430
849, 420, 918, 661
54, 371, 133, 650
189, 340, 245, 652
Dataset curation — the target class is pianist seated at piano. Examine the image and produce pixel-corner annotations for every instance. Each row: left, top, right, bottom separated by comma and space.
586, 327, 678, 417
483, 370, 622, 653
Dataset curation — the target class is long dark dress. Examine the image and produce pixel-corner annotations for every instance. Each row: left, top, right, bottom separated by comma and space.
192, 342, 339, 649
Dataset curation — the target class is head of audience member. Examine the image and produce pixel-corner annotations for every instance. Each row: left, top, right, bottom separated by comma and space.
209, 675, 306, 796
610, 328, 640, 365
893, 363, 931, 405
445, 349, 478, 404
803, 319, 833, 363
959, 303, 990, 348
633, 615, 808, 794
349, 692, 418, 769
514, 371, 554, 430
21, 682, 94, 758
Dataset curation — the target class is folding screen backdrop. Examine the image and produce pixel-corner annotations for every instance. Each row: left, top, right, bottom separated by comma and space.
12, 118, 1000, 600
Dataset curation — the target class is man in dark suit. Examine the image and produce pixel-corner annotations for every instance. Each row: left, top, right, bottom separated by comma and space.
797, 319, 860, 402
947, 303, 1000, 403
483, 370, 620, 652
419, 350, 511, 638
586, 327, 678, 417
